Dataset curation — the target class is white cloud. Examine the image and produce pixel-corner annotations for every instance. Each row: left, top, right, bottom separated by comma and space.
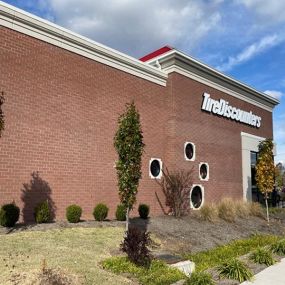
216, 34, 283, 72
264, 90, 283, 100
237, 0, 285, 23
46, 0, 222, 57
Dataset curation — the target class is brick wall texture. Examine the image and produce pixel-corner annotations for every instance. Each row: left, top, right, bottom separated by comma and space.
0, 26, 274, 222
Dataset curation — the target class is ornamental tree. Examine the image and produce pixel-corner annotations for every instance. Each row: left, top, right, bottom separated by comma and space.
114, 102, 145, 230
255, 138, 275, 223
0, 92, 4, 136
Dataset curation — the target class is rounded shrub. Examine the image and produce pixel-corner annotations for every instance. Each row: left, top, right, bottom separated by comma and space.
93, 203, 108, 221
271, 239, 285, 255
250, 247, 275, 266
138, 204, 150, 219
66, 204, 82, 223
217, 258, 253, 282
0, 203, 20, 227
116, 204, 126, 221
34, 200, 51, 223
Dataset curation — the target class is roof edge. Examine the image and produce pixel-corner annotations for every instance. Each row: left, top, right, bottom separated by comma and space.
0, 1, 167, 86
146, 49, 280, 107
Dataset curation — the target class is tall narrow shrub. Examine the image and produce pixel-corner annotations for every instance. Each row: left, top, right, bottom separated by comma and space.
255, 139, 275, 223
114, 102, 145, 230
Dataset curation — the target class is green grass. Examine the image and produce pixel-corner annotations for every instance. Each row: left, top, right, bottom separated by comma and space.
250, 247, 275, 266
185, 234, 281, 272
217, 258, 253, 282
0, 227, 131, 285
102, 257, 185, 285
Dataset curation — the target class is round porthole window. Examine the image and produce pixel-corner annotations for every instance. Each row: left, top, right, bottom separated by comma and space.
184, 142, 195, 161
190, 185, 204, 209
199, 163, 209, 180
149, 158, 162, 179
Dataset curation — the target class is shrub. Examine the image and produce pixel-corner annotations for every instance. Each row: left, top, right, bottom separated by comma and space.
121, 226, 152, 267
271, 239, 285, 255
138, 204, 150, 219
250, 247, 275, 266
34, 200, 51, 223
218, 198, 236, 222
66, 204, 82, 223
235, 200, 250, 218
93, 203, 108, 221
249, 202, 264, 218
199, 204, 218, 222
217, 258, 253, 282
0, 203, 20, 227
116, 204, 126, 221
157, 167, 194, 217
186, 271, 215, 285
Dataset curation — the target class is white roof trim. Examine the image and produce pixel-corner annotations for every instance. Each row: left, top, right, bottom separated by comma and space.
164, 65, 273, 112
0, 1, 167, 86
146, 49, 279, 106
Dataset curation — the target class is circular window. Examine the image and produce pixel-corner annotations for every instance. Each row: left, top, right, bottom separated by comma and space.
199, 163, 208, 180
185, 143, 194, 160
150, 159, 162, 178
191, 186, 203, 209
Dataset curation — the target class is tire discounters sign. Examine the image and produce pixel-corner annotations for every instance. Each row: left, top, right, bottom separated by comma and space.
201, 93, 261, 128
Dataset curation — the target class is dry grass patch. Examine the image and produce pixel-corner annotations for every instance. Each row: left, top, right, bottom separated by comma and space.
218, 198, 236, 222
0, 227, 134, 285
199, 204, 218, 222
249, 202, 265, 218
235, 200, 250, 218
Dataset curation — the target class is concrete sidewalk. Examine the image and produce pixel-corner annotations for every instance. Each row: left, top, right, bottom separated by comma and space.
241, 258, 285, 285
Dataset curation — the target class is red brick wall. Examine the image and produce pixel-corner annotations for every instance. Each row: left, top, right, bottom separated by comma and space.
0, 26, 274, 222
0, 27, 170, 221
165, 73, 273, 203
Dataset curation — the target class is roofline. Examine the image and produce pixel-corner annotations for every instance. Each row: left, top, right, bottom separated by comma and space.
146, 49, 280, 106
0, 1, 167, 86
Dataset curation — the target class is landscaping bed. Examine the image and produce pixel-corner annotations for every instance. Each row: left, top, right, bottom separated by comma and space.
1, 208, 285, 285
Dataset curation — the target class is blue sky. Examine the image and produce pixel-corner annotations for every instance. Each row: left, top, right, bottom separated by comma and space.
2, 0, 285, 163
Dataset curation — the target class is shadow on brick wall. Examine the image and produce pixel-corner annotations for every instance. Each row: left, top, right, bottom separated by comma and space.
21, 172, 56, 223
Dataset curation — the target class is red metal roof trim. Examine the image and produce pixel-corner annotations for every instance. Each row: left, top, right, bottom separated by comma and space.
139, 46, 173, 62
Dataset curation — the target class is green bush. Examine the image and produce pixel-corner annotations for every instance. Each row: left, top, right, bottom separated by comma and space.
93, 203, 108, 221
217, 258, 253, 282
138, 204, 150, 219
250, 247, 275, 266
0, 203, 20, 227
34, 200, 51, 223
271, 239, 285, 255
186, 271, 215, 285
116, 204, 126, 221
66, 204, 82, 223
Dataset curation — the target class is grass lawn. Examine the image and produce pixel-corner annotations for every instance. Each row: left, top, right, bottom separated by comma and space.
0, 227, 133, 285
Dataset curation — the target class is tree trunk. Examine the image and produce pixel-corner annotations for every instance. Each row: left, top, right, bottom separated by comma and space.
265, 197, 269, 224
126, 207, 129, 232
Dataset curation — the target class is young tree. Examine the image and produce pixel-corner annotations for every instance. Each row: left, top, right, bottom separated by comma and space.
0, 91, 4, 136
255, 139, 275, 223
114, 102, 145, 231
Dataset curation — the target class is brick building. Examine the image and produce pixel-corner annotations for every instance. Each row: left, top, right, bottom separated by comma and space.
0, 2, 279, 221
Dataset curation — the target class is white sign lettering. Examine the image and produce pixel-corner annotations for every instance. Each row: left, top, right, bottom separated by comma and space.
201, 93, 261, 128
